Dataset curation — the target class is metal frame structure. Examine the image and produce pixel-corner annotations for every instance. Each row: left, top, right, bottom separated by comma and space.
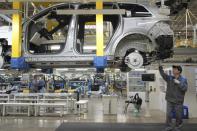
0, 0, 176, 71
5, 1, 197, 70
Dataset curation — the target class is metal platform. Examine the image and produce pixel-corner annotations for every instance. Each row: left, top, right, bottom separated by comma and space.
174, 48, 197, 55
162, 48, 197, 65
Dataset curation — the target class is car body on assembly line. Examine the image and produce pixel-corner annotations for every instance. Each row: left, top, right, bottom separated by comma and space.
0, 2, 174, 72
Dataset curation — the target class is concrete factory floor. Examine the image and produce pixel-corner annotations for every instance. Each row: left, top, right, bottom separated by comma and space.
0, 98, 197, 131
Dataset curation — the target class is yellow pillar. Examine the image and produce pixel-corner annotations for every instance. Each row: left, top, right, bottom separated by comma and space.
12, 2, 22, 58
96, 0, 104, 56
46, 20, 58, 32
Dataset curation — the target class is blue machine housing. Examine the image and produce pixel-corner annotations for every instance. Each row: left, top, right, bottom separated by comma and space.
11, 57, 29, 69
94, 56, 107, 71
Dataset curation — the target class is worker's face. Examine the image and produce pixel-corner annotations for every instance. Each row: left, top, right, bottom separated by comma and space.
172, 68, 180, 76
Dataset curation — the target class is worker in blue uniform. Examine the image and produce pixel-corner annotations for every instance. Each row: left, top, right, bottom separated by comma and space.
159, 65, 188, 131
38, 76, 46, 93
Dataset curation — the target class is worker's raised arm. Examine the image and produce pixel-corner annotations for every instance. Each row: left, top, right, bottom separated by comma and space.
159, 66, 169, 81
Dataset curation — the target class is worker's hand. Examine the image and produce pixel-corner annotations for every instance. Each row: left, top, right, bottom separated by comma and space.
174, 79, 180, 84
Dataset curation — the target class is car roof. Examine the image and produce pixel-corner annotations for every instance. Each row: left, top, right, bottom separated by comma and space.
33, 2, 168, 19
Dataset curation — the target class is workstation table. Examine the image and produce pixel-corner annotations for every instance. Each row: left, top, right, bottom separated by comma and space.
0, 93, 77, 116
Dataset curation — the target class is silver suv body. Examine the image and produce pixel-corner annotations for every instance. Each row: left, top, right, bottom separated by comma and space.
22, 2, 174, 71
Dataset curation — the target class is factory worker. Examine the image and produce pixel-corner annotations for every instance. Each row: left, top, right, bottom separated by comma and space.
159, 65, 188, 131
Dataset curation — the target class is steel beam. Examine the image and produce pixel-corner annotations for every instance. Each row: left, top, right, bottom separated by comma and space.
0, 10, 20, 14
194, 25, 197, 47
56, 9, 125, 15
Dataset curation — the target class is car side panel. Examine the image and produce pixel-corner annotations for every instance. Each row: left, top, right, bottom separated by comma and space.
105, 17, 161, 57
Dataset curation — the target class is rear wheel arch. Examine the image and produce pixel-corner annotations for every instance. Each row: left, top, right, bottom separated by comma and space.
114, 33, 153, 58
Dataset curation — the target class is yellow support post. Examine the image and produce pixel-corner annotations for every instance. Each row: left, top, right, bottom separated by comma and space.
12, 2, 22, 58
46, 20, 58, 32
96, 0, 104, 56
46, 20, 54, 31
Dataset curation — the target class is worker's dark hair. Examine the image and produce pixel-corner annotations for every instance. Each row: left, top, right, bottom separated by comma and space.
172, 65, 182, 73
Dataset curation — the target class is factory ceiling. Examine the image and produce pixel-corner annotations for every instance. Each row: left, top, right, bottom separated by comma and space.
0, 0, 196, 31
